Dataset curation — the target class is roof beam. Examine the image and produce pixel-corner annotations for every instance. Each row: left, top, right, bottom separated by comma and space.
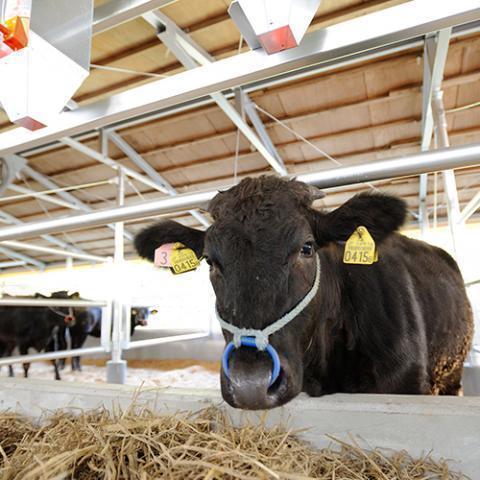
0, 209, 88, 256
0, 260, 26, 268
1, 240, 110, 262
107, 131, 211, 227
143, 10, 286, 175
1, 1, 478, 156
5, 184, 82, 210
460, 190, 480, 222
61, 137, 170, 194
92, 0, 177, 35
0, 245, 45, 269
23, 162, 134, 243
418, 28, 452, 233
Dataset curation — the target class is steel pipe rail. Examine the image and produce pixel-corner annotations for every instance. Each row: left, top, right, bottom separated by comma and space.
0, 240, 110, 263
1, 1, 479, 156
126, 332, 209, 350
0, 332, 209, 367
0, 346, 106, 367
0, 143, 479, 241
0, 299, 108, 307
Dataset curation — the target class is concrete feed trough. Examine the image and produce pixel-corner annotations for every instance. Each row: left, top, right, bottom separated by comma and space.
1, 378, 479, 477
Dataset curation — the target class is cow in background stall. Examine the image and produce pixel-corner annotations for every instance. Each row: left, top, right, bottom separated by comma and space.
134, 176, 473, 410
67, 306, 151, 371
0, 291, 80, 380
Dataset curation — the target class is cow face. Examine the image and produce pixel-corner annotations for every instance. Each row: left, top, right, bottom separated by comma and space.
135, 176, 406, 409
131, 307, 149, 327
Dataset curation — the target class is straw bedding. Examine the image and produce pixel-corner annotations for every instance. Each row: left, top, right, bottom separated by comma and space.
0, 406, 467, 479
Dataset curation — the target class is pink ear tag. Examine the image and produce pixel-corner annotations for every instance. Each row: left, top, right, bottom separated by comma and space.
154, 242, 201, 274
154, 243, 177, 267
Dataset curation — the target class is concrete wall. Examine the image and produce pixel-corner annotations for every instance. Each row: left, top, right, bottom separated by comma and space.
1, 378, 479, 477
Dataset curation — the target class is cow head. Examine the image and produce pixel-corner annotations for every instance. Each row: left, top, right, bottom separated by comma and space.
131, 307, 150, 327
50, 291, 81, 326
135, 176, 406, 409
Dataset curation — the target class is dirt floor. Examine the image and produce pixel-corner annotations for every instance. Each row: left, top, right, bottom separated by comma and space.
1, 358, 221, 389
81, 358, 220, 372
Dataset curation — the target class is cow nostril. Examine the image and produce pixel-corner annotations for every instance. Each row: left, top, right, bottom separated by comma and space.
267, 367, 285, 395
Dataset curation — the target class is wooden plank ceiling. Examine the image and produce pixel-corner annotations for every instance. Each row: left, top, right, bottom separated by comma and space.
0, 0, 479, 268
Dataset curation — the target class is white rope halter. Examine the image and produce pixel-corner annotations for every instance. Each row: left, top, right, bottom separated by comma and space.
216, 254, 321, 350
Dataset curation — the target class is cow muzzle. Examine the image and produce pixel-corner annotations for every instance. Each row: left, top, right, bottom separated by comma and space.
64, 315, 76, 327
221, 340, 297, 410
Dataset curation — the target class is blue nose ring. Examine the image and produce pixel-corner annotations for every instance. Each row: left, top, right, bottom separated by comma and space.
222, 336, 281, 387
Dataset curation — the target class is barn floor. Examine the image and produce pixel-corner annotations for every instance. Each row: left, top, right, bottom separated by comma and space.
1, 359, 220, 389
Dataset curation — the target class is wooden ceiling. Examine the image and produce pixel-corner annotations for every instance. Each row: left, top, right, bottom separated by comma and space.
0, 0, 479, 268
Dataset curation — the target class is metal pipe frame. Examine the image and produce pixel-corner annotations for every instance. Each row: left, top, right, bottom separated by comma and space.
418, 28, 452, 233
125, 332, 209, 350
107, 130, 211, 227
92, 0, 178, 35
0, 299, 108, 307
143, 10, 287, 175
0, 209, 89, 257
0, 346, 106, 367
0, 246, 45, 270
431, 90, 463, 256
5, 184, 82, 210
0, 330, 208, 367
0, 142, 479, 241
0, 240, 110, 262
11, 20, 480, 162
61, 137, 169, 195
1, 1, 479, 156
0, 260, 26, 268
460, 191, 480, 222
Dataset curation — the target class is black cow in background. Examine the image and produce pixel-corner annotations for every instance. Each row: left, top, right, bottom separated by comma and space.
67, 306, 151, 371
0, 291, 79, 380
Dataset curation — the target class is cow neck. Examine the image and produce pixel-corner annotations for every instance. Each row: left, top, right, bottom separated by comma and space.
216, 253, 321, 350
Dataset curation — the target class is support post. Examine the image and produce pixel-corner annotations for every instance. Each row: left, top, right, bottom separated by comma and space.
431, 90, 462, 256
107, 168, 127, 384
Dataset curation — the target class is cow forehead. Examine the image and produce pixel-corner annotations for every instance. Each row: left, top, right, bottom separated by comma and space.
208, 177, 314, 222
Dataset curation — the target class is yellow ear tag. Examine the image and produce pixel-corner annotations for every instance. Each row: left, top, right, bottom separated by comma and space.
157, 242, 200, 274
170, 242, 200, 274
343, 226, 377, 265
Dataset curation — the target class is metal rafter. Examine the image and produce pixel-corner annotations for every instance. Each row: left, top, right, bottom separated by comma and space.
23, 162, 134, 243
2, 1, 478, 156
61, 137, 170, 195
0, 245, 45, 269
92, 0, 177, 35
0, 205, 89, 258
107, 131, 211, 227
418, 28, 452, 233
460, 191, 480, 222
5, 184, 81, 210
0, 240, 110, 262
143, 10, 286, 175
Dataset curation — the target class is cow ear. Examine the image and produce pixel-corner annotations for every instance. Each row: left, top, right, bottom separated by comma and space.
311, 193, 407, 244
134, 220, 206, 262
71, 292, 80, 299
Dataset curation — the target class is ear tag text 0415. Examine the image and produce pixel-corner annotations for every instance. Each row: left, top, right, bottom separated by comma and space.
343, 226, 378, 265
154, 242, 200, 274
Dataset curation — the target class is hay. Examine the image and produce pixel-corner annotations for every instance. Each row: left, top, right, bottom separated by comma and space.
0, 406, 467, 480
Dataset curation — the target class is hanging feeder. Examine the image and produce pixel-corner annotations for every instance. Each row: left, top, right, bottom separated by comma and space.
0, 0, 93, 130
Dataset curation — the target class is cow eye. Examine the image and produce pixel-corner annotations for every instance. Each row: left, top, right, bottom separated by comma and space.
300, 242, 313, 257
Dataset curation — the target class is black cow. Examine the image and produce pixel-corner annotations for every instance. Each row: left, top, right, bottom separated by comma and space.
67, 306, 151, 371
134, 176, 473, 410
0, 291, 78, 380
